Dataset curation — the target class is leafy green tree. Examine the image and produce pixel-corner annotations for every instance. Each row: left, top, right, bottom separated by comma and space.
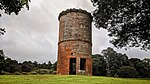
51, 62, 57, 71
136, 61, 150, 77
91, 0, 150, 50
92, 54, 106, 76
3, 58, 11, 72
101, 47, 114, 76
3, 58, 21, 73
41, 63, 48, 69
0, 28, 6, 35
116, 66, 139, 78
0, 50, 5, 74
101, 47, 129, 76
143, 58, 150, 65
0, 0, 30, 35
129, 58, 150, 78
21, 61, 33, 72
47, 61, 52, 69
33, 61, 38, 66
129, 58, 142, 67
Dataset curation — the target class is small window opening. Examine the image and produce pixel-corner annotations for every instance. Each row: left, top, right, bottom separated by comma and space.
80, 58, 86, 70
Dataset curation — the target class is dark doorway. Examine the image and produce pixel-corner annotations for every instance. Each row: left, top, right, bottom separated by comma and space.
80, 58, 86, 70
69, 58, 76, 75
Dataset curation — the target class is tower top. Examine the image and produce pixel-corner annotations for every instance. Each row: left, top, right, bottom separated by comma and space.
58, 8, 93, 21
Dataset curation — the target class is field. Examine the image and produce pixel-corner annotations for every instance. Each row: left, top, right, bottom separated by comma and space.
0, 75, 150, 84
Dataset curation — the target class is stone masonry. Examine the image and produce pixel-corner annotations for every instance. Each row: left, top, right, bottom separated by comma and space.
57, 8, 92, 75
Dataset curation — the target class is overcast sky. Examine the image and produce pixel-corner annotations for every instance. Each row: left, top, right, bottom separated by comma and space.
0, 0, 149, 63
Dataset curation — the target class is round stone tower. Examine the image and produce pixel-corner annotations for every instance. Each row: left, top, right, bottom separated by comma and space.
57, 8, 92, 75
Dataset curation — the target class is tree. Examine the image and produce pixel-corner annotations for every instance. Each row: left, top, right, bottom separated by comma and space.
0, 0, 30, 35
129, 58, 142, 67
41, 63, 48, 69
116, 66, 139, 78
47, 61, 52, 69
136, 61, 150, 77
143, 58, 150, 65
129, 58, 150, 78
51, 62, 57, 71
101, 47, 129, 76
3, 58, 21, 73
0, 50, 5, 74
0, 28, 6, 35
91, 0, 150, 50
92, 54, 106, 76
21, 61, 33, 72
33, 61, 38, 67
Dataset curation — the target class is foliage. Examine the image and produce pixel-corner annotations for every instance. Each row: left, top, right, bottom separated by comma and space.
92, 54, 106, 76
135, 61, 150, 78
0, 0, 30, 15
21, 64, 32, 72
22, 72, 29, 75
92, 47, 150, 78
143, 58, 150, 65
0, 50, 5, 74
0, 28, 6, 35
47, 61, 52, 69
0, 75, 150, 84
4, 58, 21, 73
51, 62, 57, 71
0, 0, 30, 35
29, 71, 37, 75
129, 58, 142, 67
91, 0, 150, 50
116, 66, 139, 78
101, 47, 129, 76
3, 71, 11, 75
51, 71, 57, 75
1, 49, 150, 78
0, 50, 55, 74
35, 69, 50, 74
13, 72, 22, 75
128, 58, 150, 77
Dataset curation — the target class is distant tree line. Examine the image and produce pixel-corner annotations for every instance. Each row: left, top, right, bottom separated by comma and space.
92, 47, 150, 78
1, 48, 150, 78
0, 50, 57, 75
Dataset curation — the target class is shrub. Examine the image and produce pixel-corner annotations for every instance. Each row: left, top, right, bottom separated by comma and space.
22, 72, 29, 75
49, 70, 54, 74
36, 69, 50, 74
21, 65, 32, 72
13, 72, 21, 75
51, 71, 57, 75
30, 71, 37, 75
116, 66, 139, 78
3, 71, 11, 75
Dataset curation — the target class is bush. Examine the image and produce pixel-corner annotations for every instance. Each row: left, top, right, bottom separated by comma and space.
35, 69, 50, 74
116, 66, 139, 78
49, 70, 54, 74
13, 72, 21, 75
3, 71, 11, 75
22, 72, 29, 75
30, 71, 37, 75
51, 71, 57, 75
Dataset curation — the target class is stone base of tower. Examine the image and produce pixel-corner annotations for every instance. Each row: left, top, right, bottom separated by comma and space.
57, 56, 92, 76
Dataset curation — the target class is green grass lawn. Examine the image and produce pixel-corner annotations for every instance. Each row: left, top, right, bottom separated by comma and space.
0, 75, 150, 84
